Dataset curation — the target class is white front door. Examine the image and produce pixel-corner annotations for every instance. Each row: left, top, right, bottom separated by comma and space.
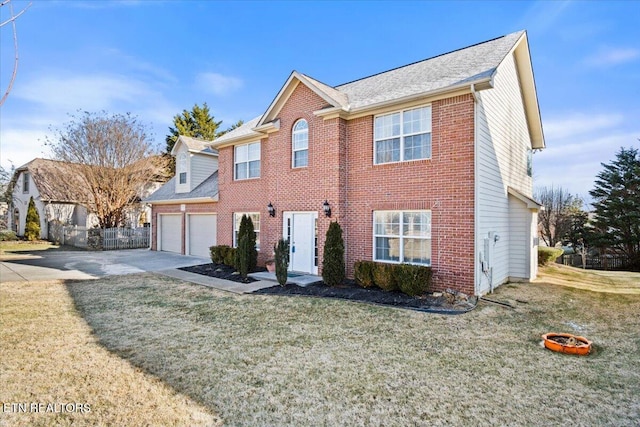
284, 212, 317, 274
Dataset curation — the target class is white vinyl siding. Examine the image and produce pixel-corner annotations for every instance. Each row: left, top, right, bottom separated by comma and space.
374, 106, 431, 164
233, 212, 260, 249
190, 154, 218, 190
176, 151, 189, 193
373, 210, 431, 265
475, 52, 536, 293
234, 142, 260, 180
292, 119, 309, 168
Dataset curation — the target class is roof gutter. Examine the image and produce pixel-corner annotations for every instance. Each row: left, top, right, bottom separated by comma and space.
144, 196, 218, 205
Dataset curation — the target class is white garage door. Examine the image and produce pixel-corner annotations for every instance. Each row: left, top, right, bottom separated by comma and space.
159, 214, 181, 253
188, 214, 217, 258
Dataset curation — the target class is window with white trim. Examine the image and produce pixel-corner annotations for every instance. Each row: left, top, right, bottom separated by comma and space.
292, 119, 308, 168
233, 212, 260, 250
234, 142, 261, 180
373, 210, 431, 265
374, 106, 432, 164
178, 153, 187, 184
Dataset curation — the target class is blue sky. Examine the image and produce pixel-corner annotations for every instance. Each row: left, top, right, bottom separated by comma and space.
1, 0, 639, 201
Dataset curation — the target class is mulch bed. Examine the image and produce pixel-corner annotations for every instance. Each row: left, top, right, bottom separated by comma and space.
181, 263, 475, 314
179, 263, 259, 284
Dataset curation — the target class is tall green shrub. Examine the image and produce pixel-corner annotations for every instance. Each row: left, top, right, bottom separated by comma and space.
24, 197, 41, 241
538, 247, 564, 266
322, 221, 345, 286
236, 215, 257, 278
274, 238, 290, 286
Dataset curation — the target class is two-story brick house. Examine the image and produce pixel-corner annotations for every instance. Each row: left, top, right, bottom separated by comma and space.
167, 30, 544, 295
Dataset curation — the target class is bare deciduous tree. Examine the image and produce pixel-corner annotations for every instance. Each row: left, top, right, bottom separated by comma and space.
535, 185, 582, 248
47, 111, 167, 228
0, 0, 32, 106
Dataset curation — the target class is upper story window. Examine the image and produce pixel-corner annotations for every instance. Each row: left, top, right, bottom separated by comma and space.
374, 105, 432, 164
526, 149, 533, 177
178, 153, 187, 184
292, 119, 308, 168
234, 142, 261, 180
22, 172, 30, 193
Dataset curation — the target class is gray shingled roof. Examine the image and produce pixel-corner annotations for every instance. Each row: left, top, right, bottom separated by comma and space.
212, 31, 524, 143
336, 31, 523, 109
15, 158, 91, 204
213, 115, 263, 145
175, 135, 218, 155
144, 171, 218, 203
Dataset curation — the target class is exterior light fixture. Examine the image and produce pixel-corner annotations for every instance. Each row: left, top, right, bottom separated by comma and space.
267, 202, 276, 217
322, 200, 331, 217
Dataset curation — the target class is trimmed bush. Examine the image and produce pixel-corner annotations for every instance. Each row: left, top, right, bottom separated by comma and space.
322, 221, 345, 287
224, 247, 237, 269
274, 238, 290, 286
354, 260, 375, 288
24, 196, 40, 241
372, 262, 398, 291
209, 245, 237, 268
0, 229, 18, 241
395, 263, 433, 296
538, 246, 564, 266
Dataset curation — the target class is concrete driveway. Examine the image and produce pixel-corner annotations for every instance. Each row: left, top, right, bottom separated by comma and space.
1, 249, 210, 282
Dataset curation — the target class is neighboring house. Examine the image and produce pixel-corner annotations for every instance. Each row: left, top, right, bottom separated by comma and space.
145, 136, 219, 258
8, 158, 96, 239
208, 30, 545, 295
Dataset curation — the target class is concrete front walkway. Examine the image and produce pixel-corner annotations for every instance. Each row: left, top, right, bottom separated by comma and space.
159, 268, 275, 294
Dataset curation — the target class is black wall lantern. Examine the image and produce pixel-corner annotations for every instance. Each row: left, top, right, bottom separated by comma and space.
322, 200, 331, 217
267, 202, 276, 217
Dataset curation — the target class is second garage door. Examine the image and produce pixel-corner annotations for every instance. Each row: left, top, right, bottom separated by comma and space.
159, 214, 182, 253
188, 214, 217, 257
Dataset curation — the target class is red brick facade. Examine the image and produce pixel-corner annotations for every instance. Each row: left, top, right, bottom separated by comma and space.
215, 83, 476, 294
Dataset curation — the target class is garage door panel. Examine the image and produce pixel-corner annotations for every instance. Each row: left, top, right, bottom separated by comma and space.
188, 214, 216, 257
160, 214, 181, 254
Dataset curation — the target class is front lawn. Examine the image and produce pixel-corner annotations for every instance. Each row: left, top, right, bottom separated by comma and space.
57, 268, 640, 426
2, 266, 638, 426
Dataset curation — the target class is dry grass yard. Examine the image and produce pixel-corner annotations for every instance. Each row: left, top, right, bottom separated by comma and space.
0, 280, 221, 427
2, 264, 639, 426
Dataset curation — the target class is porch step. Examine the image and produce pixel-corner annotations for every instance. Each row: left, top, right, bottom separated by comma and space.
249, 271, 323, 287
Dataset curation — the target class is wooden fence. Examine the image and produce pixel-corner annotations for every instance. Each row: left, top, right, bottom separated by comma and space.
102, 227, 150, 250
48, 223, 150, 250
558, 253, 629, 270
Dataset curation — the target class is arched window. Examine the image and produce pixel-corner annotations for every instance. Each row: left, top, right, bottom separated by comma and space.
13, 208, 19, 233
292, 119, 308, 168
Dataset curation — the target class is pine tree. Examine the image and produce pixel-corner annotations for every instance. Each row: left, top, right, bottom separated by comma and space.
236, 215, 257, 278
589, 146, 640, 270
24, 196, 41, 241
322, 221, 345, 286
165, 103, 222, 154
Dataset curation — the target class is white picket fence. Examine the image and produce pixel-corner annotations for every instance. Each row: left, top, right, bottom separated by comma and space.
102, 227, 150, 250
49, 223, 150, 250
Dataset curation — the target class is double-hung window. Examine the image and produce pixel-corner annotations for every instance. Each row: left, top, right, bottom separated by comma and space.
373, 210, 431, 265
234, 142, 261, 180
292, 119, 308, 168
374, 106, 432, 164
233, 212, 260, 250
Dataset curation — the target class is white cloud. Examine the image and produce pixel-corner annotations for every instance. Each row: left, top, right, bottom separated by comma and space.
543, 113, 624, 140
196, 72, 243, 96
584, 47, 640, 67
16, 74, 158, 111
